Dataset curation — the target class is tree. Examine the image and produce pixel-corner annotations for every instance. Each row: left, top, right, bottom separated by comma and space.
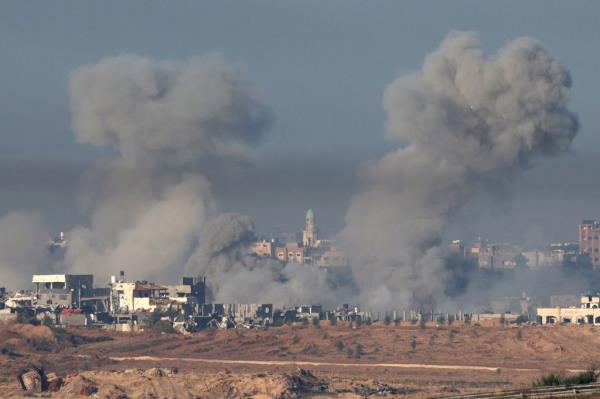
312, 317, 320, 327
335, 340, 344, 351
410, 337, 417, 352
346, 348, 354, 358
329, 317, 337, 326
384, 315, 392, 326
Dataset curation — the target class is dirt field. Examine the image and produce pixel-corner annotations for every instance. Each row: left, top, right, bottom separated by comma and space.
1, 320, 599, 398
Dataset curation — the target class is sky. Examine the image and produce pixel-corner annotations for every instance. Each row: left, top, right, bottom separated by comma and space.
0, 1, 599, 247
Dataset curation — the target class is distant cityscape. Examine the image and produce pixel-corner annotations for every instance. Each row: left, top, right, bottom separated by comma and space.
2, 210, 600, 332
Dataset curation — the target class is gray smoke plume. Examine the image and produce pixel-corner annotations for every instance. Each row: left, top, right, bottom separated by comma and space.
0, 212, 50, 290
186, 213, 351, 306
343, 32, 579, 310
63, 54, 272, 282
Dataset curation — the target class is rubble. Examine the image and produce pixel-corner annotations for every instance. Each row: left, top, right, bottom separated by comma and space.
283, 368, 329, 396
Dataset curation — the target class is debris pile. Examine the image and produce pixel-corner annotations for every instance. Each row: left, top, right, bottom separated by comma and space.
283, 368, 329, 396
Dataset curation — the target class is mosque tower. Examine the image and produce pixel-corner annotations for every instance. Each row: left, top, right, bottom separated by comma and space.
302, 209, 318, 248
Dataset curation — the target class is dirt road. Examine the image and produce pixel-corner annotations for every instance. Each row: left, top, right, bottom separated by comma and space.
109, 355, 580, 373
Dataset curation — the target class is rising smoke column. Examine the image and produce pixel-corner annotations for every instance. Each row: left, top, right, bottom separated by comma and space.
344, 32, 579, 310
64, 54, 272, 282
185, 213, 352, 306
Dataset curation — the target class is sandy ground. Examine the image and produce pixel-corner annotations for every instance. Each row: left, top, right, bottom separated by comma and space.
1, 320, 599, 397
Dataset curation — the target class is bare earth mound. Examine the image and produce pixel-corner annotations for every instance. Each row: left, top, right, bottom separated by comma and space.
1, 321, 599, 398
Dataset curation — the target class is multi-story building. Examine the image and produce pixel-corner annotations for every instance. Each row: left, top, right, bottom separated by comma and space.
32, 274, 94, 308
249, 239, 275, 257
579, 220, 600, 268
276, 245, 307, 264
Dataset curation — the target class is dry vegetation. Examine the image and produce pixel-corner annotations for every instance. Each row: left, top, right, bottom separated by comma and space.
1, 320, 600, 397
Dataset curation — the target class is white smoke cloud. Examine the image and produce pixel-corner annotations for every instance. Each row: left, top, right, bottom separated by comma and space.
343, 32, 579, 310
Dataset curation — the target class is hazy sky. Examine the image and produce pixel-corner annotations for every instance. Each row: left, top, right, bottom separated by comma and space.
1, 1, 599, 246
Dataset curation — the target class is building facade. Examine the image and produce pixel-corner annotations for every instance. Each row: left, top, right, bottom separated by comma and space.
579, 220, 600, 268
538, 294, 600, 324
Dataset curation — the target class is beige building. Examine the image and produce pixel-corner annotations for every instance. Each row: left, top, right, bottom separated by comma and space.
276, 245, 307, 264
111, 281, 169, 313
537, 295, 600, 324
250, 239, 274, 257
315, 246, 347, 267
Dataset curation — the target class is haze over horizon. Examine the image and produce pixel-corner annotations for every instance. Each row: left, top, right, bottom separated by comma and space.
1, 1, 599, 249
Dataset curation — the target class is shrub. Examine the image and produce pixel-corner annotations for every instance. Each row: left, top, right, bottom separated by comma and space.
355, 318, 362, 328
384, 315, 392, 326
301, 318, 309, 327
410, 337, 417, 352
365, 318, 372, 326
516, 328, 523, 340
16, 312, 39, 326
155, 320, 176, 334
394, 318, 401, 326
312, 317, 320, 327
329, 317, 337, 326
335, 340, 344, 351
534, 369, 597, 387
436, 315, 446, 325
355, 344, 364, 358
346, 348, 354, 358
515, 314, 528, 324
429, 333, 437, 346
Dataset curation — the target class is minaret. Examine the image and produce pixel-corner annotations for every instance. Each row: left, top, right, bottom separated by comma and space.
302, 209, 318, 247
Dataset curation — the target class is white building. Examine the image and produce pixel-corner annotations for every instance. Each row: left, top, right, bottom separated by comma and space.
537, 294, 600, 324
